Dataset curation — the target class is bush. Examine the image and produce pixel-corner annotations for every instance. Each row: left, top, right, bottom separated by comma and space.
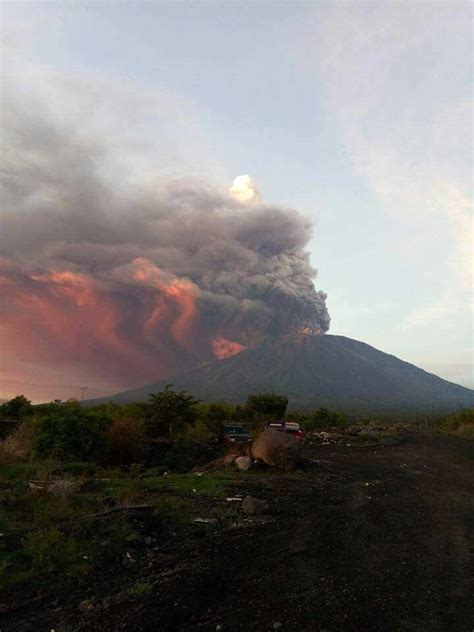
183, 419, 214, 441
245, 393, 288, 424
128, 580, 153, 598
196, 403, 232, 436
301, 408, 348, 432
0, 395, 33, 420
161, 439, 219, 473
441, 408, 474, 439
107, 417, 146, 465
1, 418, 37, 459
24, 528, 89, 579
33, 402, 110, 462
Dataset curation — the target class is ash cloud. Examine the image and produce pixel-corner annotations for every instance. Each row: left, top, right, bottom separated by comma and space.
0, 85, 330, 394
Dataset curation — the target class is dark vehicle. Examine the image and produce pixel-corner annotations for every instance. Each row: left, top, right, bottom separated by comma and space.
266, 420, 305, 441
219, 424, 252, 444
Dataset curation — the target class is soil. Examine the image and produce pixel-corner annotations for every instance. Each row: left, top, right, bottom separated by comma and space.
3, 431, 474, 631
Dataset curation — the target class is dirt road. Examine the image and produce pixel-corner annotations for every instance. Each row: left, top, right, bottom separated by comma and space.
183, 432, 474, 632
7, 432, 474, 631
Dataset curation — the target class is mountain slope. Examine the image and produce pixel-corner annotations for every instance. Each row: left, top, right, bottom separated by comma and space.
92, 334, 473, 412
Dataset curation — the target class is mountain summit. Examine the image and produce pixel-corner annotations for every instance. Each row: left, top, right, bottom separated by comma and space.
93, 333, 473, 412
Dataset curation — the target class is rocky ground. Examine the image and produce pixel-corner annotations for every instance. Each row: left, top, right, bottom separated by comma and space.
3, 431, 474, 631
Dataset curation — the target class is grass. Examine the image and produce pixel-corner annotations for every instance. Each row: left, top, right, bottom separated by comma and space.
141, 470, 238, 496
437, 409, 474, 441
0, 455, 244, 592
128, 580, 153, 598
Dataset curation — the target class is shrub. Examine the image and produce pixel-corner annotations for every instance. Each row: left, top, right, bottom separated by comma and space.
107, 417, 146, 465
183, 419, 214, 441
197, 403, 232, 435
302, 408, 348, 432
245, 393, 288, 423
0, 395, 33, 420
128, 580, 153, 598
24, 528, 89, 578
1, 418, 37, 459
33, 402, 110, 462
441, 408, 474, 439
161, 439, 218, 473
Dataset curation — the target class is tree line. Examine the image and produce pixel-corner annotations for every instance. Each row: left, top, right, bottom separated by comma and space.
0, 387, 349, 464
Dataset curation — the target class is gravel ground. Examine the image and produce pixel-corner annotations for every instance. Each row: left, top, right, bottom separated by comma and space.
4, 431, 474, 632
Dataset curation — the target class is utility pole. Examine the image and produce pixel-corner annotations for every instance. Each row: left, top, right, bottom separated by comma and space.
79, 386, 88, 401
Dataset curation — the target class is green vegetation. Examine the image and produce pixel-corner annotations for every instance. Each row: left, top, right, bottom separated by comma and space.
33, 401, 110, 461
0, 394, 33, 419
439, 408, 474, 440
145, 384, 200, 439
245, 392, 288, 422
1, 389, 471, 596
292, 407, 348, 431
0, 455, 239, 592
0, 388, 246, 593
128, 580, 153, 598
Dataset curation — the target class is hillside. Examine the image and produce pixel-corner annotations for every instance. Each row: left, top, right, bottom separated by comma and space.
91, 333, 473, 412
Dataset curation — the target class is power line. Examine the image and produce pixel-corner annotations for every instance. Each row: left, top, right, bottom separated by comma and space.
0, 380, 89, 390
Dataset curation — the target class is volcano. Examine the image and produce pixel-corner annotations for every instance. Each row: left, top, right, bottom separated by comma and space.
91, 333, 473, 412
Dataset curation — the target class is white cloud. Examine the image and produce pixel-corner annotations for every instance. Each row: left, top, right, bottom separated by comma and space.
229, 174, 260, 204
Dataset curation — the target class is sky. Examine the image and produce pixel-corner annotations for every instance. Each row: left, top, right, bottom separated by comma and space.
1, 0, 472, 401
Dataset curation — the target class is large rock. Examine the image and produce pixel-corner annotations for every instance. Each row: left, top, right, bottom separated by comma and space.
251, 429, 302, 471
235, 456, 252, 471
223, 453, 237, 466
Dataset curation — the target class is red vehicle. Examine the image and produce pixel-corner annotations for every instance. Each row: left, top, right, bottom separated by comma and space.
266, 421, 305, 441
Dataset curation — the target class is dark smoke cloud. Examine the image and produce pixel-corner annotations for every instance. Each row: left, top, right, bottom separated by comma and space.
0, 83, 330, 395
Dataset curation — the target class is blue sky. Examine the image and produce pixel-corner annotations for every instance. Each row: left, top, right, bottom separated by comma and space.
2, 1, 473, 389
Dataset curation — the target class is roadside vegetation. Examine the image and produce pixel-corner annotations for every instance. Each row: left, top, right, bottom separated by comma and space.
0, 388, 295, 595
0, 389, 471, 599
438, 407, 474, 440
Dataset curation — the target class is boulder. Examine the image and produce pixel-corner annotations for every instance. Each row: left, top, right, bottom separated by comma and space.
251, 429, 302, 471
223, 453, 237, 466
242, 495, 269, 516
235, 456, 252, 471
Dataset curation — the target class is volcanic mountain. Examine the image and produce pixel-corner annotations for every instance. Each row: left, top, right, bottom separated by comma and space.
92, 333, 473, 413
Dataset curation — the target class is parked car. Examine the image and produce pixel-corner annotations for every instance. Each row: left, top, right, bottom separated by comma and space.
219, 424, 253, 445
266, 420, 305, 441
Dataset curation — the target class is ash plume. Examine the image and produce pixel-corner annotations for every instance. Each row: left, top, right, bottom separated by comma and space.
0, 87, 330, 394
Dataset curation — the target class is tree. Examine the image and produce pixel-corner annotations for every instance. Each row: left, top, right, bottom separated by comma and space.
107, 417, 146, 465
198, 403, 232, 435
305, 407, 347, 431
145, 385, 200, 439
0, 395, 33, 419
33, 401, 110, 461
245, 392, 288, 423
32, 400, 62, 417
